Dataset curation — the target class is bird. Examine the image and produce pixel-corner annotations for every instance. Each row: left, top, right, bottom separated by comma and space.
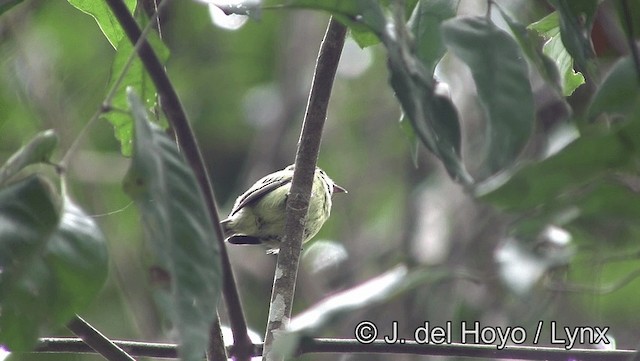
221, 164, 346, 254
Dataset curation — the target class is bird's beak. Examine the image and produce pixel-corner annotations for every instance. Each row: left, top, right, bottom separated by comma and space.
333, 184, 348, 194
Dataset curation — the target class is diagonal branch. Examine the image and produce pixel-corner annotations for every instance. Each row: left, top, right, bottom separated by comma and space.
261, 17, 347, 361
66, 315, 136, 361
36, 337, 179, 358
103, 0, 253, 360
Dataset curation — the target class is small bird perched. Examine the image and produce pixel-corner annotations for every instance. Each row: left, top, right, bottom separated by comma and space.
221, 164, 346, 254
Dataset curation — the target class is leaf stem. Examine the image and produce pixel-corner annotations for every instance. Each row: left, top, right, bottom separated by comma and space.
261, 17, 346, 361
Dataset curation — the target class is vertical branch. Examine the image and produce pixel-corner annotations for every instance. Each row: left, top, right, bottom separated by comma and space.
103, 1, 253, 360
262, 17, 347, 361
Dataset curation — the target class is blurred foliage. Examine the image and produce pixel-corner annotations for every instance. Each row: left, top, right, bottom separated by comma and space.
123, 91, 222, 361
1, 0, 640, 360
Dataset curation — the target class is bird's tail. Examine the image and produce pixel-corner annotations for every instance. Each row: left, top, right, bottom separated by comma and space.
221, 219, 262, 245
227, 235, 262, 245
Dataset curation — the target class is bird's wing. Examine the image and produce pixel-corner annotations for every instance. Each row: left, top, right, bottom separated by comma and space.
229, 171, 292, 216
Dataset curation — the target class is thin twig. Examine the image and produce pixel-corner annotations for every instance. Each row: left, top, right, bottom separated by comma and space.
66, 315, 136, 361
103, 0, 253, 360
621, 0, 640, 84
261, 17, 347, 361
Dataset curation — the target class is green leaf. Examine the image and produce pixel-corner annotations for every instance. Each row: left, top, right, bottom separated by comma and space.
409, 0, 458, 74
344, 0, 418, 48
123, 89, 222, 361
47, 193, 109, 326
546, 0, 597, 76
264, 0, 388, 37
209, 1, 262, 20
103, 30, 170, 157
0, 176, 108, 352
587, 56, 640, 120
67, 0, 136, 49
350, 27, 380, 48
442, 17, 534, 175
476, 119, 640, 211
343, 0, 428, 48
0, 129, 58, 186
574, 181, 640, 222
528, 12, 585, 96
0, 176, 59, 351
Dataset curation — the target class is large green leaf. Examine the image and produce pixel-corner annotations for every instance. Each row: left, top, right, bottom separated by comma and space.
409, 0, 458, 75
0, 130, 58, 186
442, 17, 534, 175
0, 176, 59, 351
104, 30, 170, 157
476, 119, 640, 212
0, 176, 108, 352
123, 90, 221, 361
587, 56, 640, 120
46, 193, 109, 326
528, 12, 585, 96
67, 0, 136, 49
478, 113, 640, 265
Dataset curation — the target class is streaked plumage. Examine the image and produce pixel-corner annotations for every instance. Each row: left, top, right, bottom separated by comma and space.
221, 164, 345, 254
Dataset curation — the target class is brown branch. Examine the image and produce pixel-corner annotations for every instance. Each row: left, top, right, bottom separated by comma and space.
102, 0, 253, 360
261, 17, 347, 361
66, 315, 136, 361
